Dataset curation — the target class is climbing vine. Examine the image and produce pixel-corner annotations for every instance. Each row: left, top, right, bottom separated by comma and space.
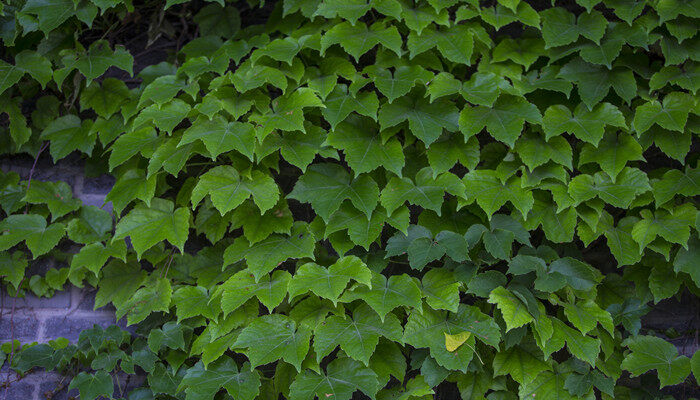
0, 0, 699, 398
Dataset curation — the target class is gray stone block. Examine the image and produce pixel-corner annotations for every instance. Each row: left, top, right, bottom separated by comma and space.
82, 174, 115, 195
42, 316, 117, 342
1, 380, 36, 399
0, 315, 40, 342
1, 289, 71, 309
39, 379, 78, 400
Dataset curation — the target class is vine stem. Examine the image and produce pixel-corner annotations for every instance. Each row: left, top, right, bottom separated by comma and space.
24, 142, 50, 214
3, 277, 26, 400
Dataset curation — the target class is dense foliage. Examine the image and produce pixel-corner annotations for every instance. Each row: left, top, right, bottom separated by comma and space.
0, 0, 699, 398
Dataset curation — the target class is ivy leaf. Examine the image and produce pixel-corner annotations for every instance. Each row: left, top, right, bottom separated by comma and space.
23, 180, 81, 221
118, 277, 172, 325
651, 168, 700, 207
558, 59, 637, 109
191, 166, 279, 215
563, 300, 614, 335
631, 204, 695, 251
0, 214, 65, 258
80, 78, 131, 119
492, 342, 552, 384
459, 95, 542, 147
289, 163, 379, 221
234, 314, 311, 371
179, 359, 261, 400
322, 85, 379, 129
68, 371, 113, 400
421, 268, 460, 313
365, 65, 434, 103
540, 8, 606, 48
407, 25, 475, 64
633, 92, 694, 134
58, 40, 133, 84
622, 335, 691, 388
461, 170, 534, 218
519, 364, 577, 400
172, 286, 218, 322
113, 198, 190, 258
40, 115, 96, 162
579, 131, 643, 180
178, 117, 256, 161
461, 72, 503, 107
21, 0, 75, 34
321, 21, 402, 61
568, 167, 651, 208
514, 133, 572, 170
314, 303, 403, 365
289, 357, 379, 400
379, 92, 459, 146
403, 305, 499, 371
340, 272, 422, 321
487, 286, 534, 331
381, 168, 464, 216
220, 269, 291, 314
426, 134, 479, 177
230, 199, 293, 244
287, 256, 372, 304
223, 222, 315, 281
262, 126, 337, 172
542, 102, 626, 145
326, 115, 405, 176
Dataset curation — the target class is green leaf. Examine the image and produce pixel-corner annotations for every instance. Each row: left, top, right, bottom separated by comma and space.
631, 204, 695, 251
21, 0, 76, 34
314, 303, 403, 364
403, 305, 499, 371
0, 214, 65, 258
230, 199, 294, 244
461, 170, 534, 218
191, 166, 279, 215
407, 25, 475, 64
459, 95, 542, 147
558, 59, 637, 109
381, 168, 464, 216
289, 357, 379, 400
340, 272, 422, 321
23, 180, 81, 220
68, 371, 113, 400
40, 115, 95, 162
322, 85, 379, 129
179, 116, 257, 160
492, 342, 552, 384
172, 286, 218, 322
379, 92, 458, 146
579, 131, 643, 180
289, 163, 379, 221
568, 167, 651, 208
118, 277, 172, 325
287, 256, 372, 304
633, 92, 694, 134
421, 268, 460, 313
542, 102, 626, 145
326, 115, 405, 176
365, 65, 433, 103
234, 314, 311, 371
541, 8, 606, 48
220, 269, 291, 314
59, 40, 133, 83
223, 222, 315, 281
321, 21, 402, 61
113, 198, 190, 258
179, 359, 261, 400
622, 335, 691, 387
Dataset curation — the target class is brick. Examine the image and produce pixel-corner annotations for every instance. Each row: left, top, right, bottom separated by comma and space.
76, 194, 112, 212
81, 174, 114, 195
42, 316, 117, 342
0, 315, 40, 342
0, 380, 36, 399
39, 378, 78, 400
1, 289, 71, 310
